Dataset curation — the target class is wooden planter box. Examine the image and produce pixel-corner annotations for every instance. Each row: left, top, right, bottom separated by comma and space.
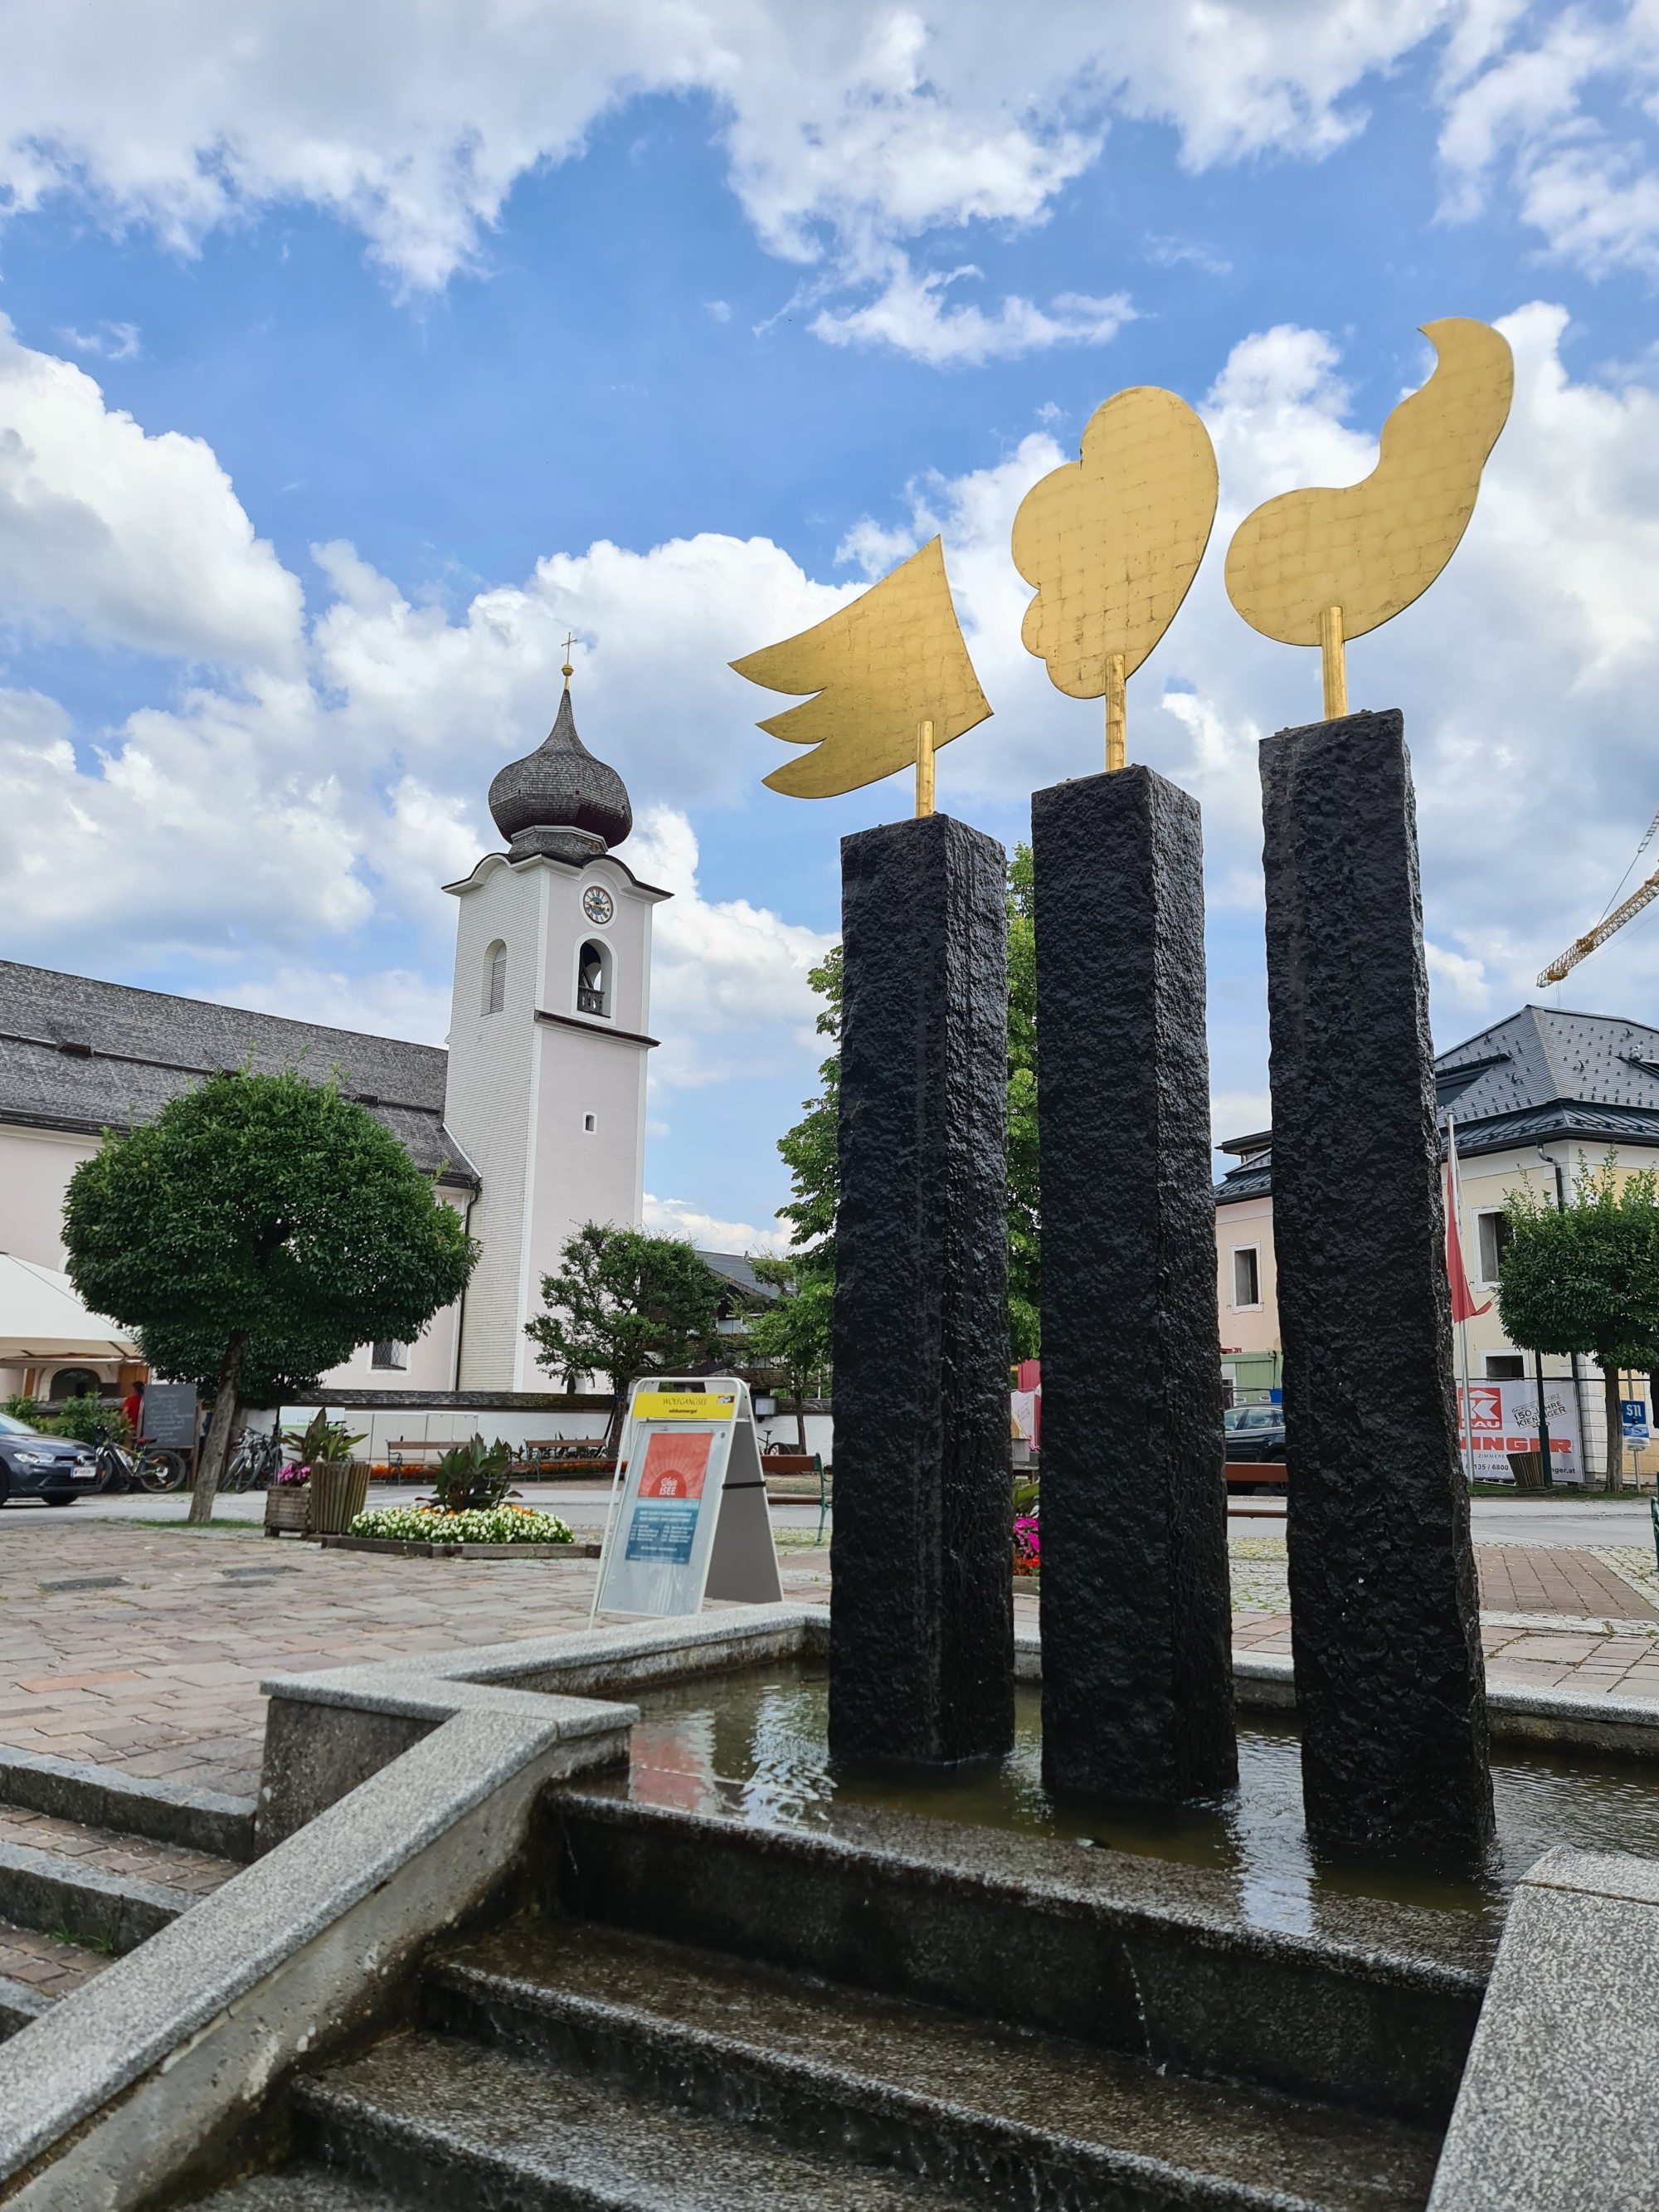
264, 1484, 311, 1537
309, 1462, 371, 1536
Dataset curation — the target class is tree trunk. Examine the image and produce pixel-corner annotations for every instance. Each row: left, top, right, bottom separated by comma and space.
1603, 1361, 1624, 1495
795, 1389, 807, 1456
189, 1330, 246, 1526
603, 1390, 626, 1461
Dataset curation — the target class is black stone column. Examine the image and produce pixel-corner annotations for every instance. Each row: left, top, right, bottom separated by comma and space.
1034, 767, 1236, 1802
829, 814, 1014, 1769
1261, 709, 1493, 1864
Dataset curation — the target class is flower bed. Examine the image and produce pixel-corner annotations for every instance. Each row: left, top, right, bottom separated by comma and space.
1013, 1513, 1040, 1576
348, 1503, 575, 1546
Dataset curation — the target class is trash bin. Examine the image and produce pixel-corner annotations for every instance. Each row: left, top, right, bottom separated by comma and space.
1506, 1450, 1545, 1492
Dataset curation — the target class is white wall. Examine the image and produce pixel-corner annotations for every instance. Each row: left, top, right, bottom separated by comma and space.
0, 1124, 98, 1269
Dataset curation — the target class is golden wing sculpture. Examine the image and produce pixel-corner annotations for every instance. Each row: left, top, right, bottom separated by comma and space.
732, 535, 990, 812
1011, 387, 1218, 771
1225, 317, 1513, 716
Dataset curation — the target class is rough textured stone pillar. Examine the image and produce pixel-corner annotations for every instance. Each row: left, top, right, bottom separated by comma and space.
1262, 709, 1493, 1865
829, 813, 1014, 1769
1033, 766, 1236, 1802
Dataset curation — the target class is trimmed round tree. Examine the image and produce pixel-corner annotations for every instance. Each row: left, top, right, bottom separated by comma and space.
63, 1070, 476, 1522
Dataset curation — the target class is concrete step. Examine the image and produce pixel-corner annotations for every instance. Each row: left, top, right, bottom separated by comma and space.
427, 1917, 1443, 2212
0, 1803, 237, 1956
549, 1787, 1492, 2129
293, 2029, 962, 2210
186, 2168, 411, 2210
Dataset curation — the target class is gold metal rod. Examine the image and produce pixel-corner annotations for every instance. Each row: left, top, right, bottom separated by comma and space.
1105, 652, 1126, 772
915, 717, 936, 818
1319, 603, 1347, 719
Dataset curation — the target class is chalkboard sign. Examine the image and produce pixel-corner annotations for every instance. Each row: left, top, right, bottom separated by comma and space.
141, 1383, 198, 1450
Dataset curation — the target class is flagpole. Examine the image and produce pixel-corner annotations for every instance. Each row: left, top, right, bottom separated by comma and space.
1448, 1113, 1477, 1488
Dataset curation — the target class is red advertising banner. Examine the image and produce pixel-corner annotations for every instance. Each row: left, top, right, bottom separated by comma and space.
637, 1431, 713, 1501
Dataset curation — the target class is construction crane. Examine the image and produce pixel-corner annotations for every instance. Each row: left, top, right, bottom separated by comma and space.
1539, 804, 1659, 986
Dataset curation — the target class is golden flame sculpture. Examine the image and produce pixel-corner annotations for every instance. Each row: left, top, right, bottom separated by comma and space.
1010, 386, 1219, 772
731, 536, 990, 815
1225, 318, 1513, 716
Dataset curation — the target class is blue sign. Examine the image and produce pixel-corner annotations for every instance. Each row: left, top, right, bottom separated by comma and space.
625, 1502, 700, 1564
1621, 1399, 1649, 1441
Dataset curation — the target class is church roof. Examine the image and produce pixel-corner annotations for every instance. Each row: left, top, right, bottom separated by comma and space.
1215, 1003, 1659, 1204
488, 685, 633, 864
0, 961, 478, 1188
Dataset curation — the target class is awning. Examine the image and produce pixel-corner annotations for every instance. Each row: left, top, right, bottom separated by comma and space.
0, 1255, 139, 1362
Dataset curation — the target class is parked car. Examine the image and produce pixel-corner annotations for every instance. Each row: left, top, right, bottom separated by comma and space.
0, 1410, 100, 1506
1223, 1405, 1287, 1462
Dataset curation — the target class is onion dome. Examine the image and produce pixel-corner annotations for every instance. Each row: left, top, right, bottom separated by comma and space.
487, 672, 633, 864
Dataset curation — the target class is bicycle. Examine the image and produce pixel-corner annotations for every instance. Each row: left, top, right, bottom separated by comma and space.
94, 1433, 187, 1493
221, 1430, 284, 1492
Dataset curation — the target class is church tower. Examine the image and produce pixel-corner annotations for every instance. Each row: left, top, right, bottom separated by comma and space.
441, 666, 669, 1389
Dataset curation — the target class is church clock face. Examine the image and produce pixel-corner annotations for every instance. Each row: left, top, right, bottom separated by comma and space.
581, 884, 615, 927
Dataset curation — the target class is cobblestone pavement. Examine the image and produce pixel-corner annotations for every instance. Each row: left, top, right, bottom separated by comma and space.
0, 1920, 115, 2000
2, 1518, 1657, 1803
0, 1804, 241, 1894
0, 1520, 832, 1798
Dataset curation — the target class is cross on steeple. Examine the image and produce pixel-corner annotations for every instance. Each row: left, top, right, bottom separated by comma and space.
561, 632, 576, 688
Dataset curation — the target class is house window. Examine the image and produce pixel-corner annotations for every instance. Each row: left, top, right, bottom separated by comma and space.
50, 1367, 100, 1401
577, 938, 611, 1018
483, 940, 507, 1015
1231, 1247, 1261, 1309
1486, 1354, 1525, 1380
583, 1113, 596, 1133
371, 1341, 407, 1371
1477, 1211, 1511, 1283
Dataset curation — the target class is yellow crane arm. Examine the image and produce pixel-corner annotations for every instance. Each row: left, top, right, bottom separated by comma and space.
1538, 862, 1659, 987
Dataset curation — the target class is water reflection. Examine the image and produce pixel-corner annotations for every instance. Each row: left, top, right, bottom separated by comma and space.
626, 1665, 1659, 1934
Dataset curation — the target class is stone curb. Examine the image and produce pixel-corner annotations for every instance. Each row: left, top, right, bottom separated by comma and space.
0, 1839, 193, 1956
0, 1980, 48, 2043
1231, 1648, 1659, 1756
0, 1747, 255, 1864
319, 1537, 601, 1560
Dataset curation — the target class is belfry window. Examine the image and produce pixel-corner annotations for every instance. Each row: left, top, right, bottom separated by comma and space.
483, 940, 507, 1015
577, 939, 611, 1018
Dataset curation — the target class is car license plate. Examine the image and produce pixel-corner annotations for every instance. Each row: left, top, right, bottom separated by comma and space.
71, 1468, 98, 1483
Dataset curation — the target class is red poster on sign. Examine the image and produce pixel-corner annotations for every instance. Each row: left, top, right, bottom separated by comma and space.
638, 1431, 713, 1501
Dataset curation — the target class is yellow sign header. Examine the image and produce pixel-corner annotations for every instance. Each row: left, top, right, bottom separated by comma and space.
632, 1391, 737, 1422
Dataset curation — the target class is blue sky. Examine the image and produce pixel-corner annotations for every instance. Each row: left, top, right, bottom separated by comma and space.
4, 4, 1659, 1247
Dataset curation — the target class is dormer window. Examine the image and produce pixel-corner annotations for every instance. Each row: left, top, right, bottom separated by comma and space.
577, 939, 611, 1018
483, 940, 507, 1015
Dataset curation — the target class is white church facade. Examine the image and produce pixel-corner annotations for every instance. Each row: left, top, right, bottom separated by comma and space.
0, 680, 668, 1403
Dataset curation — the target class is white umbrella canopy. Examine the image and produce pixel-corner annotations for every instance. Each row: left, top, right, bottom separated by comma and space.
0, 1255, 139, 1362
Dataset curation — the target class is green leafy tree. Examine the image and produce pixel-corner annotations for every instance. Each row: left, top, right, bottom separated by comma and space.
1498, 1157, 1659, 1493
525, 1224, 722, 1452
744, 1259, 833, 1450
774, 849, 1040, 1359
62, 1069, 477, 1523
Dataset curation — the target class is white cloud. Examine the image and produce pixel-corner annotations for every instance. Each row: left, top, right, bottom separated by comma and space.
15, 299, 1659, 1159
0, 314, 301, 666
619, 803, 834, 1089
1437, 3, 1659, 277
202, 966, 454, 1045
57, 320, 141, 360
810, 260, 1134, 366
643, 1193, 787, 1254
0, 2, 1476, 359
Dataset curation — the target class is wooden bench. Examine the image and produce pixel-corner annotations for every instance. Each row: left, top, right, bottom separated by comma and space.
1224, 1462, 1286, 1488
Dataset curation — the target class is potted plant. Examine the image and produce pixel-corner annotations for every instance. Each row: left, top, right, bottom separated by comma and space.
281, 1413, 368, 1536
263, 1459, 314, 1537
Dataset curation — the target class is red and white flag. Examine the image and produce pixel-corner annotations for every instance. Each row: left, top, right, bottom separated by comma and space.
1445, 1118, 1491, 1323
